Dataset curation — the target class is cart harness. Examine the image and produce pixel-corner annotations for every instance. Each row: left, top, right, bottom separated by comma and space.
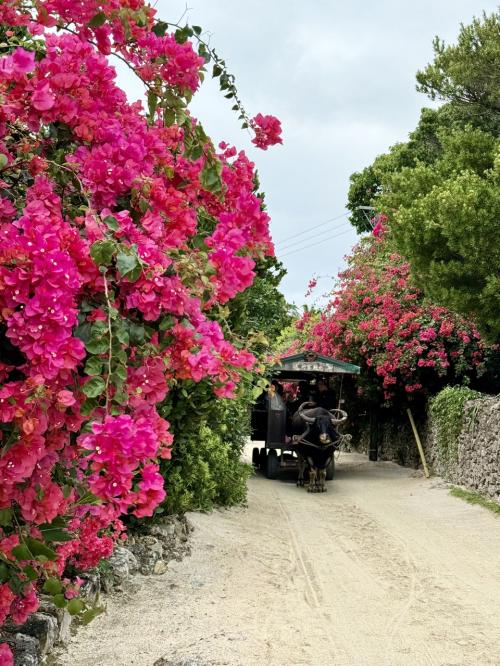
292, 435, 337, 451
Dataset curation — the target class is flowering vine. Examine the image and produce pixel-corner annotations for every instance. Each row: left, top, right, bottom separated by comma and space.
0, 2, 282, 659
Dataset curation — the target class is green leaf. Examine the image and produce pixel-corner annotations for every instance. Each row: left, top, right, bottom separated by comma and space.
82, 377, 106, 399
192, 25, 202, 35
112, 364, 127, 382
212, 65, 222, 77
85, 338, 109, 354
23, 565, 39, 581
147, 90, 158, 122
116, 249, 142, 282
102, 215, 119, 231
88, 12, 106, 28
53, 593, 67, 609
43, 577, 63, 595
163, 108, 176, 127
0, 154, 8, 170
113, 390, 128, 406
128, 322, 145, 346
74, 322, 92, 344
200, 159, 223, 193
90, 240, 116, 267
12, 544, 32, 561
152, 21, 168, 37
25, 537, 57, 561
8, 575, 25, 595
174, 26, 192, 44
80, 398, 97, 417
0, 562, 10, 583
80, 606, 105, 625
67, 598, 85, 616
89, 320, 107, 337
0, 508, 13, 526
159, 315, 176, 331
114, 322, 129, 346
188, 144, 204, 161
84, 356, 104, 376
76, 490, 101, 506
40, 528, 73, 543
116, 350, 128, 365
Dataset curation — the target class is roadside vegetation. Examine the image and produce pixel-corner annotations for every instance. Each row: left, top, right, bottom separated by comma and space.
450, 487, 500, 516
0, 2, 286, 659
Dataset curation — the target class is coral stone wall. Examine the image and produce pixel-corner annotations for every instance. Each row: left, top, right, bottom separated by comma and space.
357, 396, 500, 501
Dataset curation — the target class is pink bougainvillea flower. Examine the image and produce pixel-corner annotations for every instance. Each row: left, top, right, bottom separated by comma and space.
251, 113, 283, 150
31, 81, 55, 110
56, 390, 76, 407
0, 643, 13, 666
0, 0, 277, 634
12, 47, 35, 74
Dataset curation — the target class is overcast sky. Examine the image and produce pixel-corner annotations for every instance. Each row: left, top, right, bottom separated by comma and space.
119, 1, 497, 306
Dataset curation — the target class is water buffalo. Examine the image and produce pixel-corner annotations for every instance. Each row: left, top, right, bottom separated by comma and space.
291, 402, 347, 492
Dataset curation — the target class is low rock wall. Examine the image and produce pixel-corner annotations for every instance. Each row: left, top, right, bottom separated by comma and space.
1, 515, 193, 666
359, 396, 500, 501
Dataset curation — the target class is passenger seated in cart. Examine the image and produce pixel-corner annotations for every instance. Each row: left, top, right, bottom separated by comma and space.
313, 378, 337, 411
265, 381, 286, 411
290, 380, 312, 411
286, 380, 312, 436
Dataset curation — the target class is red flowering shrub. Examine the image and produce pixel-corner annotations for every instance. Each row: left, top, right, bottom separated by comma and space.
293, 234, 486, 403
0, 0, 281, 653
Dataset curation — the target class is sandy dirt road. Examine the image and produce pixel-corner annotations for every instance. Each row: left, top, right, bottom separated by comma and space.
56, 451, 500, 666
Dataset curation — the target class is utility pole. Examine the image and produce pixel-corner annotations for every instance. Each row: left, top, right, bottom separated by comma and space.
356, 206, 377, 229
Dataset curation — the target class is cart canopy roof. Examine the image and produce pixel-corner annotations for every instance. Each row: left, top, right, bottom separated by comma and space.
272, 351, 360, 380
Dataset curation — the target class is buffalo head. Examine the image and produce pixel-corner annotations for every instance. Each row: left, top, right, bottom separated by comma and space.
295, 402, 347, 445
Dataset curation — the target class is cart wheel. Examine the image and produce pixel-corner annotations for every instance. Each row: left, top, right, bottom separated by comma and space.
252, 447, 260, 467
265, 449, 279, 480
259, 447, 267, 470
326, 457, 335, 481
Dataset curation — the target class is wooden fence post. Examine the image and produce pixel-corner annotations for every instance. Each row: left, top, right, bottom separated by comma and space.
407, 407, 430, 478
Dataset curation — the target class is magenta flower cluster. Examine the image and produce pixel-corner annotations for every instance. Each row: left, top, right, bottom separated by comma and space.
292, 234, 486, 403
0, 1, 282, 657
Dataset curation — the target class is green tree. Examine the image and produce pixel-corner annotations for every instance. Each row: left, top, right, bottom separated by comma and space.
416, 12, 500, 134
227, 256, 296, 355
379, 126, 500, 340
347, 107, 455, 232
347, 11, 500, 233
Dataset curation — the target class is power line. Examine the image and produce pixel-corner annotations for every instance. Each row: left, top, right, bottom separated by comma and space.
278, 218, 351, 252
274, 212, 349, 247
278, 228, 353, 259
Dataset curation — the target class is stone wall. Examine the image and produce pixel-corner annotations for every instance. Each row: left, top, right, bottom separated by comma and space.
1, 515, 193, 666
359, 396, 500, 501
355, 410, 423, 468
428, 396, 500, 500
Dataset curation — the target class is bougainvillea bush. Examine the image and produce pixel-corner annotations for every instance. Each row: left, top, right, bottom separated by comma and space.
292, 230, 486, 405
0, 1, 282, 657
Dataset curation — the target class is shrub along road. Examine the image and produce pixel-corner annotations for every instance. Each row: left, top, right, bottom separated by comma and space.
56, 451, 500, 666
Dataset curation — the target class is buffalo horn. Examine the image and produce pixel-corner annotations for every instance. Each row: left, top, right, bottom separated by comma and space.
298, 401, 316, 424
329, 408, 348, 425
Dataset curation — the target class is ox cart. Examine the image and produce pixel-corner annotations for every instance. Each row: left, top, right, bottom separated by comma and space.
250, 352, 360, 486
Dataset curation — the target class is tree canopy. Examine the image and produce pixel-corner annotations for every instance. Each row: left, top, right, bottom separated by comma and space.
347, 11, 500, 341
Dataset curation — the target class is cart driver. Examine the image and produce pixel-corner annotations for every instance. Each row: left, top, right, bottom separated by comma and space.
314, 378, 337, 411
